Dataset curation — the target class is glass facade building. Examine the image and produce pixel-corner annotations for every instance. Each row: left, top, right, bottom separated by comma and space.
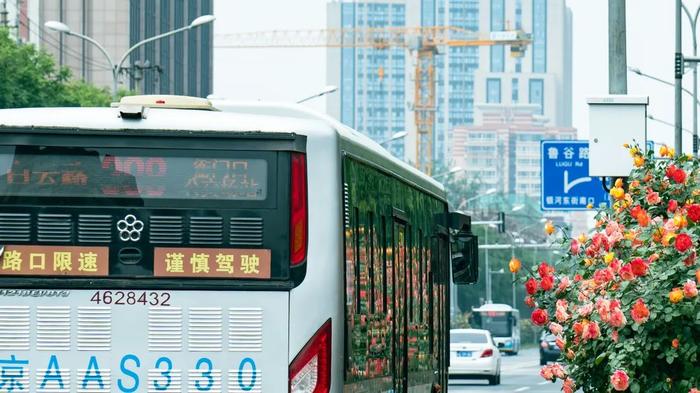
339, 2, 407, 159
129, 0, 213, 97
425, 0, 480, 167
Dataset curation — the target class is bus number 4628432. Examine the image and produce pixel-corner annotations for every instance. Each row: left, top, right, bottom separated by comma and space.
90, 291, 171, 306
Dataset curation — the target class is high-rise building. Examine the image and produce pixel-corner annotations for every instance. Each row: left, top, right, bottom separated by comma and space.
473, 0, 572, 127
450, 103, 576, 197
328, 0, 572, 169
327, 0, 420, 160
27, 0, 213, 97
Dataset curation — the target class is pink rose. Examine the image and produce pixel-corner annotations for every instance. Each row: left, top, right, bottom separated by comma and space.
563, 378, 576, 393
610, 370, 630, 391
578, 303, 593, 317
582, 321, 601, 340
540, 365, 554, 381
555, 307, 570, 323
619, 263, 635, 281
609, 307, 627, 328
570, 239, 580, 255
611, 329, 619, 342
557, 276, 571, 294
548, 322, 563, 335
555, 336, 566, 350
684, 280, 698, 298
551, 363, 567, 379
646, 189, 660, 205
596, 298, 611, 322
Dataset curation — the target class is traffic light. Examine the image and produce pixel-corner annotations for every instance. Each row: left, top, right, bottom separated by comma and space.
497, 211, 506, 233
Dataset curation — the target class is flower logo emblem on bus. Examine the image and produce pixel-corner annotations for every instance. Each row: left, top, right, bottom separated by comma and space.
117, 214, 144, 242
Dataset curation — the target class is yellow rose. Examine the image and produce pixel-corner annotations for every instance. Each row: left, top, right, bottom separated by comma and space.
662, 231, 677, 246
669, 288, 684, 304
660, 144, 669, 157
614, 178, 624, 188
604, 252, 615, 264
610, 187, 625, 200
633, 155, 645, 167
586, 203, 594, 209
578, 233, 588, 244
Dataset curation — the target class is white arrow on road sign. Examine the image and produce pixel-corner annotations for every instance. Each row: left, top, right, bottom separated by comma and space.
564, 170, 592, 194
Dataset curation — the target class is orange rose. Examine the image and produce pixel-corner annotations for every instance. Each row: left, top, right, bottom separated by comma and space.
669, 288, 684, 304
545, 221, 555, 235
508, 257, 521, 273
672, 338, 680, 349
696, 269, 700, 282
633, 155, 645, 167
674, 213, 688, 229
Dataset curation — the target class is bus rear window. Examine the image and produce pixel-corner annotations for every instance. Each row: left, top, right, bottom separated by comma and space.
0, 146, 268, 201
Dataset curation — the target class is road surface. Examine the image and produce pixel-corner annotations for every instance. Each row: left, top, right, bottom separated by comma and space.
449, 348, 561, 393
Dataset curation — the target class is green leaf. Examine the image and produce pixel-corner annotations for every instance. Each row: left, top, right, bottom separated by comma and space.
630, 381, 641, 393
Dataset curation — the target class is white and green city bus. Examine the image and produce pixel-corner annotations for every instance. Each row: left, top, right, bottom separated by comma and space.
0, 95, 478, 392
470, 303, 520, 355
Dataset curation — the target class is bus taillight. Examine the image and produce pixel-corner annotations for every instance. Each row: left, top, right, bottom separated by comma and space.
290, 152, 308, 266
289, 319, 331, 393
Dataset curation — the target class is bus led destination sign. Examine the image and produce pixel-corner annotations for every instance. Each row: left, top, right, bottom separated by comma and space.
0, 245, 109, 276
154, 247, 271, 279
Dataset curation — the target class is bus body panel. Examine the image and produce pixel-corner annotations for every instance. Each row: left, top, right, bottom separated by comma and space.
288, 128, 345, 392
0, 289, 289, 392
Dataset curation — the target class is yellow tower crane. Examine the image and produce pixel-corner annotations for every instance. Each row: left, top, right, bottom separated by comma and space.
215, 27, 531, 175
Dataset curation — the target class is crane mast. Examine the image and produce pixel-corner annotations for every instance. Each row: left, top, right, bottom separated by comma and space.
216, 27, 531, 175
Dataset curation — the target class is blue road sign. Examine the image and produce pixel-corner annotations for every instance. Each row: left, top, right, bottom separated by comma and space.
541, 140, 610, 211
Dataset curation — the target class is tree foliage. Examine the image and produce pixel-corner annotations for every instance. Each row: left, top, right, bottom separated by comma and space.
0, 29, 111, 108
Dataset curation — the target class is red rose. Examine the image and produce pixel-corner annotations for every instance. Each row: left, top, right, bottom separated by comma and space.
531, 308, 549, 326
630, 205, 643, 219
666, 164, 677, 179
668, 199, 679, 213
630, 257, 648, 276
688, 204, 700, 222
540, 275, 554, 291
675, 233, 694, 253
525, 278, 539, 295
538, 262, 554, 278
524, 296, 536, 308
672, 167, 687, 183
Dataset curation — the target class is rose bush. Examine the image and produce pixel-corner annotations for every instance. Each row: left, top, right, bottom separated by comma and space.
521, 145, 700, 392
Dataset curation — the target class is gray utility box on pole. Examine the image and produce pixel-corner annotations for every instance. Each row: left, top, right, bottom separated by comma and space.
587, 95, 649, 177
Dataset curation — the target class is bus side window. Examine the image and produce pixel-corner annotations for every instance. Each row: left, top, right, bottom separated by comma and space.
368, 212, 375, 314
418, 230, 424, 324
382, 215, 388, 313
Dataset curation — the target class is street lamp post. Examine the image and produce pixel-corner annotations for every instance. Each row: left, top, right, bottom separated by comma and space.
379, 131, 408, 145
297, 85, 338, 104
683, 2, 700, 155
432, 166, 463, 180
46, 15, 216, 101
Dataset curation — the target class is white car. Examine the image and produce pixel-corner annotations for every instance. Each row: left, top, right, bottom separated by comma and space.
449, 328, 502, 385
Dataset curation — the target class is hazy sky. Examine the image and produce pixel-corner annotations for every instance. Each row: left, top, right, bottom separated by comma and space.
213, 0, 700, 152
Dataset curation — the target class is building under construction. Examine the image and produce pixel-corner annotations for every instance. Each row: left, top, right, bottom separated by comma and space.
326, 0, 572, 172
